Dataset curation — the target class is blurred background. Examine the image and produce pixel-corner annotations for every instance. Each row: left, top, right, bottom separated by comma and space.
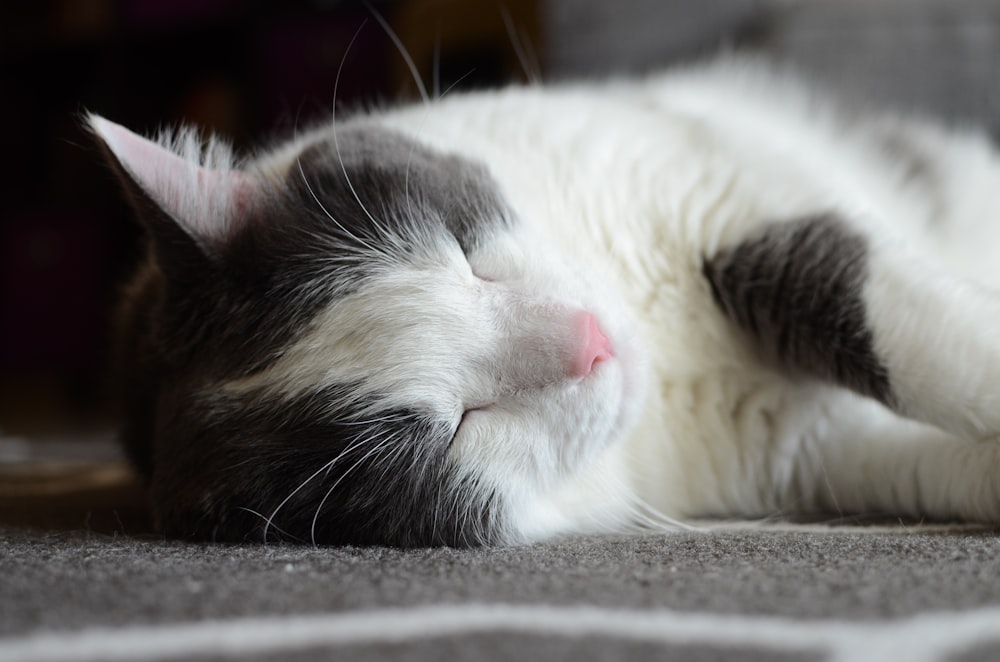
2, 0, 1000, 460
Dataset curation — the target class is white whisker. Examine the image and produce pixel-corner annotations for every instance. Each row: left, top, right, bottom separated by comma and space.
262, 431, 374, 542
440, 68, 477, 98
310, 432, 404, 544
402, 87, 449, 233
237, 507, 305, 543
331, 19, 395, 245
372, 439, 415, 489
261, 456, 339, 543
339, 412, 410, 427
500, 5, 541, 85
432, 23, 442, 100
365, 1, 429, 104
295, 157, 384, 257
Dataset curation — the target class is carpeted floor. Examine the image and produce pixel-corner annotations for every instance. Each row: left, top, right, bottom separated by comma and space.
4, 439, 1000, 661
5, 515, 1000, 661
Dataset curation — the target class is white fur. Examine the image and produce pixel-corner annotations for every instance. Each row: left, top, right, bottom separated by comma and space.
370, 57, 1000, 538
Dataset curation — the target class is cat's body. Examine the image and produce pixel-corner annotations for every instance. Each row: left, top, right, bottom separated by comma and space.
92, 56, 1000, 546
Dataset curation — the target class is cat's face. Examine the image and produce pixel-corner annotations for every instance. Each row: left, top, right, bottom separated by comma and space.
92, 115, 643, 546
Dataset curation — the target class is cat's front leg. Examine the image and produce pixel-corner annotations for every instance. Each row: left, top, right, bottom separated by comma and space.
791, 393, 1000, 523
703, 212, 1000, 441
861, 237, 1000, 441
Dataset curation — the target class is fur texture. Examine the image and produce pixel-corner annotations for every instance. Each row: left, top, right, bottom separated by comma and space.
92, 56, 1000, 546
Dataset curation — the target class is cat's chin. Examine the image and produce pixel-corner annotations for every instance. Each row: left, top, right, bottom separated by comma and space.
591, 310, 650, 448
568, 325, 647, 471
501, 351, 649, 544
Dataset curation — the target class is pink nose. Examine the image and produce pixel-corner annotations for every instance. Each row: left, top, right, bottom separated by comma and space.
571, 311, 613, 377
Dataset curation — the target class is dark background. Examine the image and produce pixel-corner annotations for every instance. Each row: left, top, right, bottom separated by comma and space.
3, 0, 1000, 444
0, 0, 542, 440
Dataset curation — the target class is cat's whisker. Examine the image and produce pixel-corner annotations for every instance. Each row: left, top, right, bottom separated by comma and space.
621, 484, 703, 532
404, 150, 417, 231
261, 455, 341, 543
295, 157, 385, 258
372, 440, 412, 487
816, 452, 844, 520
453, 477, 495, 546
337, 413, 410, 427
632, 499, 702, 533
518, 26, 542, 85
286, 81, 386, 261
401, 99, 444, 237
237, 506, 306, 543
331, 20, 396, 248
432, 23, 442, 100
364, 1, 429, 104
408, 428, 445, 488
500, 6, 541, 85
440, 68, 478, 98
262, 432, 376, 542
310, 432, 404, 545
588, 451, 701, 534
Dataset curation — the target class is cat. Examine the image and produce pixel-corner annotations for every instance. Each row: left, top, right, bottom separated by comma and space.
90, 54, 1000, 547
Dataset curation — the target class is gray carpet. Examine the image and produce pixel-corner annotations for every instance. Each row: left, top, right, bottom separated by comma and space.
4, 523, 1000, 661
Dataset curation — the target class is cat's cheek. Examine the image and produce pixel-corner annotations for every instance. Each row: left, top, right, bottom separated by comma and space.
615, 356, 649, 441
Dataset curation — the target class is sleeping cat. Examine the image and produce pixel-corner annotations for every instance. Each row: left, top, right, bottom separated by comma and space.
90, 55, 1000, 547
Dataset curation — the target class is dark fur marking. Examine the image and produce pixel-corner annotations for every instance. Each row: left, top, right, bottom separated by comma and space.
293, 124, 512, 257
704, 214, 893, 404
99, 123, 514, 546
151, 385, 503, 547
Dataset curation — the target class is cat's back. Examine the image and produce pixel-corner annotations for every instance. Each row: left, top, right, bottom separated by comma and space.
362, 58, 932, 280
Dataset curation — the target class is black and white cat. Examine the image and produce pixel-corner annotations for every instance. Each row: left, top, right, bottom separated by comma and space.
91, 55, 1000, 547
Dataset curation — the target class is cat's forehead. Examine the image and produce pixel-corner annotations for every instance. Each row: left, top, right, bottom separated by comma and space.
210, 124, 517, 370
285, 123, 513, 256
199, 126, 518, 402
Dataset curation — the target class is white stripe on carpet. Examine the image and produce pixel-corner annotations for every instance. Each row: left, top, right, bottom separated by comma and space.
3, 603, 1000, 662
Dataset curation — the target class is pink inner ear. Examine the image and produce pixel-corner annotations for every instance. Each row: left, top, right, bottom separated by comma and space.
89, 114, 254, 239
199, 169, 257, 218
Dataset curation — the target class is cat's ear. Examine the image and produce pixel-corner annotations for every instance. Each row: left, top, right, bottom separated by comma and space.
88, 114, 259, 271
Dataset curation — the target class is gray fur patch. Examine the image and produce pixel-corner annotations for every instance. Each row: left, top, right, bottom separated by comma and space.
294, 123, 512, 256
703, 214, 893, 404
107, 122, 518, 547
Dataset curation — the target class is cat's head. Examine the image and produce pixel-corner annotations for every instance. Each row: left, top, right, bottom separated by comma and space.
90, 113, 644, 546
